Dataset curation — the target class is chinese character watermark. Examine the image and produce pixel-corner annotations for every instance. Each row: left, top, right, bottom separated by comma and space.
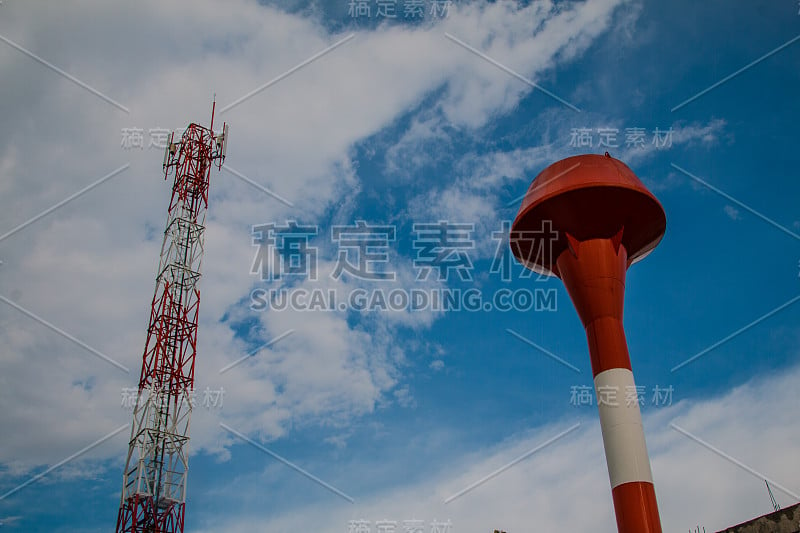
120, 127, 175, 149
347, 0, 453, 19
569, 384, 674, 407
413, 222, 474, 281
121, 387, 225, 410
508, 219, 559, 281
569, 385, 593, 406
347, 519, 452, 533
331, 221, 396, 281
251, 221, 319, 281
568, 127, 672, 149
247, 219, 564, 313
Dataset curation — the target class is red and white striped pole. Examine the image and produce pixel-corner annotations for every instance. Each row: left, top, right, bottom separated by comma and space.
556, 233, 661, 532
510, 153, 665, 533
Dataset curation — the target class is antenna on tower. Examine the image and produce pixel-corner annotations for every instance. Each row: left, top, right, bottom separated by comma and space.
210, 92, 216, 132
162, 131, 177, 171
766, 479, 780, 512
209, 95, 228, 170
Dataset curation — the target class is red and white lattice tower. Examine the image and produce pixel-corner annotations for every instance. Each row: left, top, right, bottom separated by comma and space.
116, 105, 227, 533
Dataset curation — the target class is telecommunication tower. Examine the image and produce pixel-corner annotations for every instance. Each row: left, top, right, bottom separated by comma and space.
116, 104, 227, 533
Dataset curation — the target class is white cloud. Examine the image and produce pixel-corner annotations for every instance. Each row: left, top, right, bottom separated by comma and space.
0, 0, 635, 473
618, 118, 728, 166
402, 116, 728, 262
723, 205, 741, 221
194, 362, 800, 533
384, 111, 456, 179
0, 4, 792, 533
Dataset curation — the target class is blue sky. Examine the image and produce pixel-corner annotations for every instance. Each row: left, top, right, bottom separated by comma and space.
0, 0, 798, 532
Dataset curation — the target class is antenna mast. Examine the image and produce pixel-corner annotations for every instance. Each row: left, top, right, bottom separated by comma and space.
115, 105, 227, 533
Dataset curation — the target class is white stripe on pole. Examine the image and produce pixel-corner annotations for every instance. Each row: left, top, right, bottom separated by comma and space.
594, 368, 654, 488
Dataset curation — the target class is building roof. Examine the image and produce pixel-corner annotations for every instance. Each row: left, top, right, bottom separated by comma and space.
716, 501, 800, 533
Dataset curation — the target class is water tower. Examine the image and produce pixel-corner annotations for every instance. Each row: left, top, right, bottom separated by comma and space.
510, 153, 666, 533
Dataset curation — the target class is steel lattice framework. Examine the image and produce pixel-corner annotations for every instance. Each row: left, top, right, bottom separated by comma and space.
116, 109, 227, 533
